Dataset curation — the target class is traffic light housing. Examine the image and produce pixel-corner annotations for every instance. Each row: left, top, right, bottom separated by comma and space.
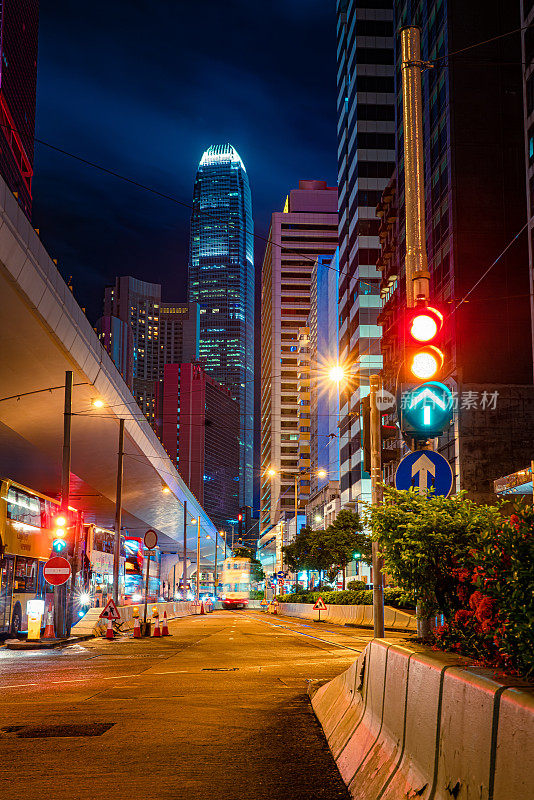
361, 397, 400, 473
404, 306, 445, 382
52, 514, 68, 554
238, 512, 243, 540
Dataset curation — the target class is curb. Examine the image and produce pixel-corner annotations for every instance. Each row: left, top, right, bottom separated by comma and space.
5, 634, 94, 650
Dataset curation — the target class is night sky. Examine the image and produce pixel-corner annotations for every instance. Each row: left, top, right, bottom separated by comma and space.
33, 0, 337, 323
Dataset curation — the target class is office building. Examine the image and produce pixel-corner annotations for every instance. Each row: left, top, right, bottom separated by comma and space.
188, 143, 254, 508
154, 361, 239, 531
378, 1, 534, 500
306, 252, 341, 529
336, 0, 395, 512
0, 0, 39, 218
103, 276, 198, 422
260, 181, 337, 536
522, 0, 534, 371
95, 315, 134, 388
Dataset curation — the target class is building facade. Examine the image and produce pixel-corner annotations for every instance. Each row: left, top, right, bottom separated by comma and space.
305, 252, 341, 529
188, 144, 254, 509
0, 0, 38, 218
103, 276, 198, 422
379, 0, 534, 501
260, 181, 338, 536
95, 314, 134, 388
522, 0, 534, 374
336, 0, 395, 513
154, 361, 240, 532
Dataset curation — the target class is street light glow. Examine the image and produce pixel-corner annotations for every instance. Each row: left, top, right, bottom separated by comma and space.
318, 469, 327, 478
92, 398, 104, 408
162, 486, 171, 494
329, 365, 345, 382
267, 468, 276, 477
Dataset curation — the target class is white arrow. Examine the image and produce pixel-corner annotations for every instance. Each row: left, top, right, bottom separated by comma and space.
411, 454, 436, 494
409, 387, 448, 411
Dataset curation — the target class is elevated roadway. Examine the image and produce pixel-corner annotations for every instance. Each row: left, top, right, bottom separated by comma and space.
0, 176, 217, 554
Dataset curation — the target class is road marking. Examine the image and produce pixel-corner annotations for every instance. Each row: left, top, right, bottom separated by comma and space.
234, 612, 362, 653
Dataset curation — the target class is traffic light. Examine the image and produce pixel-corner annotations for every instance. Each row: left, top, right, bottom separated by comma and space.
52, 514, 68, 554
381, 413, 399, 465
404, 306, 444, 382
238, 512, 243, 540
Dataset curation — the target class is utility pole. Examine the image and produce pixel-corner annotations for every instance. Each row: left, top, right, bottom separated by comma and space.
401, 26, 430, 308
183, 500, 187, 599
57, 370, 73, 638
370, 374, 385, 639
112, 418, 124, 605
196, 517, 201, 602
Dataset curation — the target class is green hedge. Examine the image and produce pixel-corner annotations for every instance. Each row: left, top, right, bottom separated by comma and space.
277, 587, 415, 610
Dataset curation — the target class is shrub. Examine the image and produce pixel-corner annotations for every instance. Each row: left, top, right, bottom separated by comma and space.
347, 580, 366, 591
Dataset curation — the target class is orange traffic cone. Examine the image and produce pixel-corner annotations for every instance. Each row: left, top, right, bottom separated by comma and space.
133, 616, 141, 639
152, 615, 161, 637
200, 601, 205, 615
161, 611, 169, 636
105, 617, 114, 640
43, 604, 55, 639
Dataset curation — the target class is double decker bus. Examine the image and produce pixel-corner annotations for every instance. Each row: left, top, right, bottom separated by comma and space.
220, 555, 251, 609
0, 478, 59, 635
77, 524, 125, 609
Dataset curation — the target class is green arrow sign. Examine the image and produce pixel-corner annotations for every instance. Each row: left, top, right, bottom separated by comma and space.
400, 381, 454, 437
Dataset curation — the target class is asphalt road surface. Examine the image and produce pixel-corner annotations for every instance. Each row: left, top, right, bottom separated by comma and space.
0, 610, 407, 800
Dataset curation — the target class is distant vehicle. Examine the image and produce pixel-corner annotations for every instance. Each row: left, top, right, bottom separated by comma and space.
220, 556, 251, 609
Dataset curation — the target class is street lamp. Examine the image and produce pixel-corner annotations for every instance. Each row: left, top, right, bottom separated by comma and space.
190, 516, 201, 603
328, 365, 345, 383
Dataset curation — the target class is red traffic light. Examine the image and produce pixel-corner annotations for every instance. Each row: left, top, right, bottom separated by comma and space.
408, 307, 443, 343
407, 306, 444, 380
238, 514, 243, 522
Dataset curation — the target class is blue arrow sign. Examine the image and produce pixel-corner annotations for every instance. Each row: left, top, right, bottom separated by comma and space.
277, 571, 285, 578
395, 450, 453, 496
401, 381, 454, 437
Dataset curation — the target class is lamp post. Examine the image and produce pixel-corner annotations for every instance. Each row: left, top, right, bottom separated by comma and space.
191, 516, 201, 603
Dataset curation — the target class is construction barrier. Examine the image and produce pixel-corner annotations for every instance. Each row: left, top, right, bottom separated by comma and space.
309, 639, 534, 800
278, 602, 417, 631
72, 600, 194, 637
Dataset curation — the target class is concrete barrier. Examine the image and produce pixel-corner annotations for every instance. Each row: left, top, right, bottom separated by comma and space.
309, 639, 534, 800
277, 602, 416, 631
72, 600, 194, 636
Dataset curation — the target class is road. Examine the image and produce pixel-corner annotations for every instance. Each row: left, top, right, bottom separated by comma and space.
0, 610, 408, 800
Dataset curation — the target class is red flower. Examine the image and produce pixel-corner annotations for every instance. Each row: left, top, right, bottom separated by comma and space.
469, 590, 484, 611
455, 609, 474, 626
510, 514, 520, 526
475, 596, 495, 623
457, 585, 469, 603
457, 568, 471, 583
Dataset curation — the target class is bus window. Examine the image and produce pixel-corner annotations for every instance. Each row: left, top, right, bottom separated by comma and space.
6, 487, 41, 528
14, 557, 37, 592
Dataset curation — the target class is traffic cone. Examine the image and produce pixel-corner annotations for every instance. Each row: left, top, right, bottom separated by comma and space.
105, 617, 114, 640
133, 616, 141, 639
161, 611, 170, 636
152, 615, 161, 637
200, 601, 205, 615
42, 604, 55, 639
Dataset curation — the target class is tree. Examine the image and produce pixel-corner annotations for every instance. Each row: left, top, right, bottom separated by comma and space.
365, 486, 500, 635
312, 509, 368, 588
283, 526, 318, 587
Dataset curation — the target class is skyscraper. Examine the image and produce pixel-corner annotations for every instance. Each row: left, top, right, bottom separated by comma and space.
102, 276, 198, 422
188, 144, 254, 509
260, 181, 338, 536
336, 1, 395, 512
154, 362, 240, 532
0, 0, 39, 218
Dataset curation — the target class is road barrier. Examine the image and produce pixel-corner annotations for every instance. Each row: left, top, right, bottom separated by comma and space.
309, 638, 534, 800
72, 601, 194, 636
278, 602, 416, 631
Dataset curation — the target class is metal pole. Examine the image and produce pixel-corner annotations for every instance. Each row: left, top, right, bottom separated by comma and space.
370, 374, 385, 638
400, 26, 430, 307
224, 531, 227, 560
213, 529, 218, 597
143, 545, 150, 627
183, 500, 187, 599
173, 563, 176, 600
196, 517, 201, 602
231, 525, 234, 550
112, 418, 124, 605
57, 370, 73, 639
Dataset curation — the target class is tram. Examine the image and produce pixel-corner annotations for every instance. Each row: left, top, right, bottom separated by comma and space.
220, 555, 251, 609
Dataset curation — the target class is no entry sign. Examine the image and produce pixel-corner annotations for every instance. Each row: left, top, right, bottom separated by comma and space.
43, 556, 71, 586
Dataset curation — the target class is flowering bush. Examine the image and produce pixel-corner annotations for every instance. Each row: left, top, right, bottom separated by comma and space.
433, 505, 534, 677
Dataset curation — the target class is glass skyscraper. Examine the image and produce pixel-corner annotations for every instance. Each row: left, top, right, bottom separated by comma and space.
188, 143, 254, 509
